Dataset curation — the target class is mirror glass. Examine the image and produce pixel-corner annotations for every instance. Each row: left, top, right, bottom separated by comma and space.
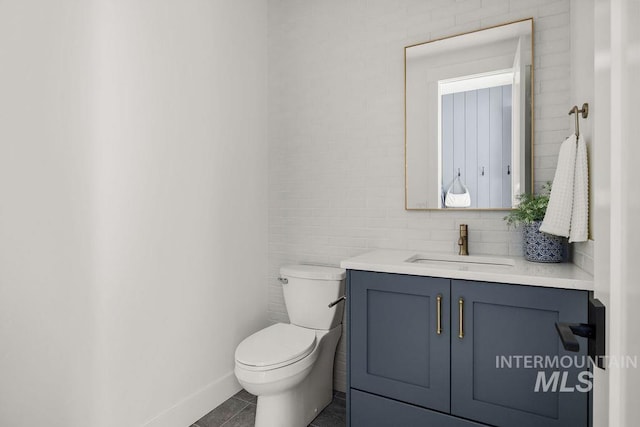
405, 19, 533, 210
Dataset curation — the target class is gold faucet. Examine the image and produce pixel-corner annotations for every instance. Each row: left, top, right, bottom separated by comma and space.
458, 224, 469, 256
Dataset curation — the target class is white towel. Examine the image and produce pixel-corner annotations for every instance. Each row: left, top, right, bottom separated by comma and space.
570, 135, 589, 242
539, 134, 589, 242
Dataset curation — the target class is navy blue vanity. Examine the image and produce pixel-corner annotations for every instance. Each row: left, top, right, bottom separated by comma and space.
342, 251, 595, 427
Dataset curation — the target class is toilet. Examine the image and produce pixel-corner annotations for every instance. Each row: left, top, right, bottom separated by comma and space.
234, 265, 346, 427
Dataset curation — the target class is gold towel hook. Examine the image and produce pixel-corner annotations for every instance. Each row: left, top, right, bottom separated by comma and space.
569, 103, 589, 137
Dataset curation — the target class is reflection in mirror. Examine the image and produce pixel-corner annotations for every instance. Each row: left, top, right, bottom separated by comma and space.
405, 19, 533, 210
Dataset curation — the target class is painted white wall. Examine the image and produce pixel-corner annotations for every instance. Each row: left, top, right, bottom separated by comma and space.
268, 0, 573, 392
0, 2, 96, 425
0, 1, 268, 426
91, 2, 268, 426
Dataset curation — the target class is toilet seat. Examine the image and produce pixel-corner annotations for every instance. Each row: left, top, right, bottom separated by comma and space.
235, 323, 316, 371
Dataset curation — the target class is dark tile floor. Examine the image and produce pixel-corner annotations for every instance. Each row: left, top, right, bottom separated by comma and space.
191, 389, 346, 427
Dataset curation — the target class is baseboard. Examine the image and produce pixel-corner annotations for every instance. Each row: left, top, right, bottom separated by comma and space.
141, 371, 241, 427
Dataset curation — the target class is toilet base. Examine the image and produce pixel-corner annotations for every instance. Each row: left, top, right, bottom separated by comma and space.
255, 387, 330, 427
253, 325, 342, 427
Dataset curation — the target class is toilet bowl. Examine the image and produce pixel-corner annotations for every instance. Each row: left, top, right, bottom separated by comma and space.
234, 265, 346, 427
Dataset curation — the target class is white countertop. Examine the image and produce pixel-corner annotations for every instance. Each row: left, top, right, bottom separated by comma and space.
340, 249, 594, 291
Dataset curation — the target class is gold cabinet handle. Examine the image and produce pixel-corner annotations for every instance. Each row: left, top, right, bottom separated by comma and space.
458, 297, 464, 339
436, 294, 443, 335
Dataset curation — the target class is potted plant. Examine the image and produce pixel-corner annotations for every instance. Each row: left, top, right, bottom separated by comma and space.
504, 183, 566, 263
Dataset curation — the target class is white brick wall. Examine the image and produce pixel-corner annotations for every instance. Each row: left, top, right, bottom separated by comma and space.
573, 240, 594, 275
268, 0, 574, 392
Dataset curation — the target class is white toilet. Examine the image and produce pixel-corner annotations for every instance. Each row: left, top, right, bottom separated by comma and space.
234, 265, 346, 427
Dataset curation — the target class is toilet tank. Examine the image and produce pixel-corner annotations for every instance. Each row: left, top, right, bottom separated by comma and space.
280, 265, 346, 330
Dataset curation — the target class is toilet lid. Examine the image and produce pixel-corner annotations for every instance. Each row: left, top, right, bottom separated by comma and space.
235, 323, 316, 369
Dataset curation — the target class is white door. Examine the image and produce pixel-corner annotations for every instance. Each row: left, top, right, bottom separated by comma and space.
610, 0, 640, 424
593, 0, 640, 425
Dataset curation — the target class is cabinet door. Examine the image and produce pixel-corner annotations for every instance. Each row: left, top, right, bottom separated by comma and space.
351, 389, 487, 427
349, 271, 450, 412
451, 280, 589, 427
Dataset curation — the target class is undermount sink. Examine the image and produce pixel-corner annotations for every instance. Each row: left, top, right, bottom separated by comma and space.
405, 253, 516, 267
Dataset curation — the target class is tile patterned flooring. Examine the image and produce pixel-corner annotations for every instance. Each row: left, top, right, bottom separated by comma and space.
191, 389, 346, 427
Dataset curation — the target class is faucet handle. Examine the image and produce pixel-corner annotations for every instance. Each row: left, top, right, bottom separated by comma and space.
458, 224, 469, 255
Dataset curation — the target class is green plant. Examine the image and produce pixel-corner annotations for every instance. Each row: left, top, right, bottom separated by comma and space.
503, 182, 552, 227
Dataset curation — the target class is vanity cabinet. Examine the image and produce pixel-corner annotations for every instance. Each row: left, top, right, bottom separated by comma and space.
348, 270, 590, 427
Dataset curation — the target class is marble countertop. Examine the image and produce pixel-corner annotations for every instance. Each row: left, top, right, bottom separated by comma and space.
340, 249, 594, 291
